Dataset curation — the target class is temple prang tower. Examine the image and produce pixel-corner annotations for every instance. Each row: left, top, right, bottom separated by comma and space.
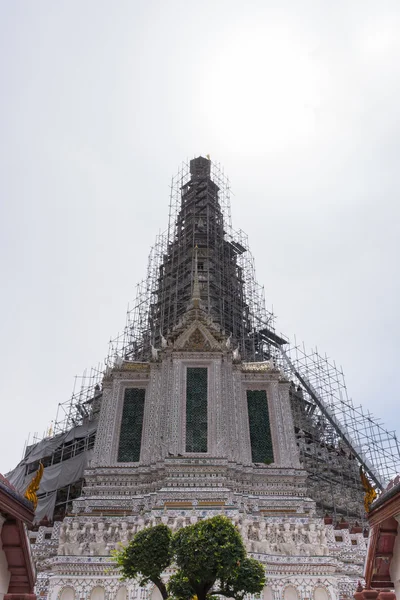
6, 157, 400, 600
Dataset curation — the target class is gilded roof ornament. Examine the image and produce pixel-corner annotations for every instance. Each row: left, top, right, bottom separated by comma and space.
360, 466, 377, 513
24, 461, 44, 510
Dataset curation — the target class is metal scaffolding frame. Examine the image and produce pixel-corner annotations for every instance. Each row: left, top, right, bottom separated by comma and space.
102, 158, 276, 366
29, 158, 399, 522
278, 341, 400, 489
51, 364, 104, 437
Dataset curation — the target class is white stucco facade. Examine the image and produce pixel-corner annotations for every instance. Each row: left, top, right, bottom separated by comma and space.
30, 306, 367, 600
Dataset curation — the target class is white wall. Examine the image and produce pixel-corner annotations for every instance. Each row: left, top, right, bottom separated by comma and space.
116, 587, 127, 600
284, 586, 298, 600
314, 587, 330, 600
60, 588, 75, 600
150, 587, 163, 600
90, 587, 105, 600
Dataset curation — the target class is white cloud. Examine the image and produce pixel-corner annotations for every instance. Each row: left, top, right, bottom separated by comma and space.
0, 0, 399, 473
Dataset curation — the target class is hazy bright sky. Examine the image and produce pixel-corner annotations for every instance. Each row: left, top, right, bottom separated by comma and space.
1, 1, 399, 474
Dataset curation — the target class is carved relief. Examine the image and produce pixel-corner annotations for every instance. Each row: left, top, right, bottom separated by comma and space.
174, 320, 222, 352
39, 317, 364, 600
186, 328, 210, 350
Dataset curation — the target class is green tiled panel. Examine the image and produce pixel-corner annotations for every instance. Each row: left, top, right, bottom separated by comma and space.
117, 388, 145, 462
247, 390, 274, 463
186, 367, 208, 453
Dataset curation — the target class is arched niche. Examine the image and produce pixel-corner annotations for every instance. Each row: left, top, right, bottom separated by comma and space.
314, 587, 330, 600
60, 587, 75, 600
263, 586, 274, 600
283, 586, 298, 600
150, 587, 163, 600
91, 586, 105, 600
116, 587, 128, 600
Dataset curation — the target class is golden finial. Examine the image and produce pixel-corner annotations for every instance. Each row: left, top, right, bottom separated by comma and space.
360, 466, 377, 513
206, 154, 210, 160
24, 462, 44, 510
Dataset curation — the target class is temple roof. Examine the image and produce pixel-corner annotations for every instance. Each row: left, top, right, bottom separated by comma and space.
0, 472, 33, 511
370, 473, 400, 512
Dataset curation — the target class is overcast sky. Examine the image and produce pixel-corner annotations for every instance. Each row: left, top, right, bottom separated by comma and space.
1, 1, 399, 474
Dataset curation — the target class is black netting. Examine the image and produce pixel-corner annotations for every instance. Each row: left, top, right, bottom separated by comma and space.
117, 388, 145, 462
186, 367, 208, 453
247, 390, 274, 463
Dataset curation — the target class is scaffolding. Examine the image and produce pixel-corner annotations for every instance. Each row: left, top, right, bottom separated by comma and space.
50, 364, 104, 437
26, 157, 400, 522
103, 158, 277, 366
281, 342, 400, 487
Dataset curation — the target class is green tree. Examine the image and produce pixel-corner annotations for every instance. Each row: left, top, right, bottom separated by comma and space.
113, 516, 265, 600
113, 524, 172, 599
217, 557, 266, 600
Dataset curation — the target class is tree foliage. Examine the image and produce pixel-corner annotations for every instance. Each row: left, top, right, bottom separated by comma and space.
113, 524, 172, 599
113, 516, 265, 600
217, 557, 266, 600
167, 572, 193, 600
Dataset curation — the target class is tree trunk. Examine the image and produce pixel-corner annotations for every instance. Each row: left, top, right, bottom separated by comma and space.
153, 578, 169, 600
196, 581, 214, 600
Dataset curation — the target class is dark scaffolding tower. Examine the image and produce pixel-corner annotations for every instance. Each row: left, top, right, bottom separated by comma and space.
149, 157, 253, 357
